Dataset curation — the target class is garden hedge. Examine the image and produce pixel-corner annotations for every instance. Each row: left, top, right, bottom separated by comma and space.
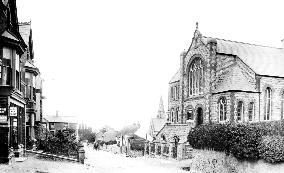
188, 120, 284, 162
259, 135, 284, 163
40, 128, 78, 158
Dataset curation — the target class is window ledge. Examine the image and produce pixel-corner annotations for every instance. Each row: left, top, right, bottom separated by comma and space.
219, 120, 228, 123
185, 93, 206, 101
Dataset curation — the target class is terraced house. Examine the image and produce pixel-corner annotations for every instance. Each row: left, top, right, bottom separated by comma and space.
147, 23, 284, 159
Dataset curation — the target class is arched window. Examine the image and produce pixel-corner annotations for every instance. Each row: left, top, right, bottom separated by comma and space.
282, 91, 284, 120
176, 86, 179, 100
188, 57, 204, 96
175, 86, 178, 100
176, 108, 179, 123
264, 87, 272, 120
218, 97, 227, 122
237, 101, 244, 122
248, 102, 254, 121
171, 109, 174, 122
171, 87, 174, 99
186, 106, 193, 121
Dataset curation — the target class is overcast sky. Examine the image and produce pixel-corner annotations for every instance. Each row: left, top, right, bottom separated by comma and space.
16, 0, 284, 131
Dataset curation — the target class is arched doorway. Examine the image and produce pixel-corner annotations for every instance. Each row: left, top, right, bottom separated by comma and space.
196, 107, 203, 125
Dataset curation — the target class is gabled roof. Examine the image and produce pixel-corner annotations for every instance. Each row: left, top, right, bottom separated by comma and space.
19, 22, 31, 45
169, 70, 180, 83
1, 30, 19, 41
204, 36, 284, 77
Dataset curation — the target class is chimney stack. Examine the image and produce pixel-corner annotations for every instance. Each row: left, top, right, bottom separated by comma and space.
56, 110, 59, 117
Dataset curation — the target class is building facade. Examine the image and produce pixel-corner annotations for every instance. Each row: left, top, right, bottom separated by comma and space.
44, 114, 79, 138
0, 0, 43, 162
146, 24, 284, 159
0, 0, 28, 163
19, 21, 43, 144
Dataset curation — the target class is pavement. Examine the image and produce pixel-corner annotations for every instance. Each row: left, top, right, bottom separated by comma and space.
0, 153, 90, 173
0, 146, 192, 173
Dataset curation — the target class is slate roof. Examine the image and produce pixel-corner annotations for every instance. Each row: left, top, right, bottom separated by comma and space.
149, 118, 167, 137
19, 22, 31, 45
44, 116, 78, 124
1, 30, 19, 41
25, 60, 37, 69
214, 65, 256, 93
204, 36, 284, 77
169, 70, 180, 83
156, 124, 191, 143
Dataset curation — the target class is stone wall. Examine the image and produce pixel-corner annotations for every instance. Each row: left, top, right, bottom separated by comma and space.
259, 76, 284, 121
168, 81, 181, 123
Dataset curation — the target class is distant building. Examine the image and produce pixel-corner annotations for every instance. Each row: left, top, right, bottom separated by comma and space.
44, 113, 78, 136
96, 126, 118, 142
148, 97, 167, 139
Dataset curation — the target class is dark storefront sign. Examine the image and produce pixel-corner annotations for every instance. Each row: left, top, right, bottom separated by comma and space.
0, 107, 7, 123
0, 97, 8, 123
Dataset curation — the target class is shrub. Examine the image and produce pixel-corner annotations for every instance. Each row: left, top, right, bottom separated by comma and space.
78, 129, 96, 143
188, 123, 261, 160
106, 140, 117, 145
228, 124, 261, 160
259, 135, 284, 163
40, 128, 78, 157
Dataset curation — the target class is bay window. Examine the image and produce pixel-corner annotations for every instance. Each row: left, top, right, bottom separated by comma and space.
2, 47, 12, 85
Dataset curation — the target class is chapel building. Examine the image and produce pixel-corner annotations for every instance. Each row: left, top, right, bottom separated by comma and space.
156, 23, 284, 143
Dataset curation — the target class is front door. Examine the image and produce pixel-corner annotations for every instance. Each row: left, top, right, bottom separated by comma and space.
10, 117, 18, 148
197, 107, 203, 126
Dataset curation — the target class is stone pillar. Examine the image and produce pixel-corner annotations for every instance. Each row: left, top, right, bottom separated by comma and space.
161, 142, 165, 155
77, 143, 85, 164
177, 142, 185, 160
169, 142, 174, 158
154, 142, 159, 155
144, 141, 149, 155
184, 143, 193, 159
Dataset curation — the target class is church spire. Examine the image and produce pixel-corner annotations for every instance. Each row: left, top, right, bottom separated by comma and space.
157, 96, 165, 119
